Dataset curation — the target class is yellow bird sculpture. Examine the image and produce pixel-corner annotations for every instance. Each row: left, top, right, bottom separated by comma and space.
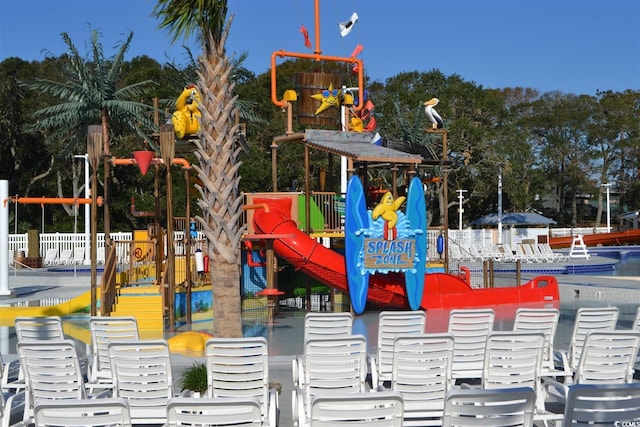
171, 85, 202, 139
371, 191, 406, 240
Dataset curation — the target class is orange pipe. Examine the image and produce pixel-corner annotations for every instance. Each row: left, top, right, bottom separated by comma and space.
12, 196, 103, 206
242, 203, 270, 214
271, 50, 364, 111
111, 157, 191, 169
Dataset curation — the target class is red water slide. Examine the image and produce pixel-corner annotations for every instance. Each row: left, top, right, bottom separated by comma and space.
251, 197, 559, 310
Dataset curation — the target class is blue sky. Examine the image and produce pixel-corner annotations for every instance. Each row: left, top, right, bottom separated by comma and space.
1, 0, 638, 95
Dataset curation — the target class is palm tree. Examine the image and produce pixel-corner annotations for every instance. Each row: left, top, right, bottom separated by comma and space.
23, 29, 158, 239
153, 0, 244, 337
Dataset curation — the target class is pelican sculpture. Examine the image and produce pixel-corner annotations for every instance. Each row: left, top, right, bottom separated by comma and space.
424, 97, 444, 129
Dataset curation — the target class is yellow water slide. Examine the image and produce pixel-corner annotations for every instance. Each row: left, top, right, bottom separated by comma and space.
0, 290, 92, 327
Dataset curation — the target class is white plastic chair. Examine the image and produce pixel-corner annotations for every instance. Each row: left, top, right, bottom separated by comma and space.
442, 387, 536, 427
15, 316, 65, 342
513, 308, 561, 376
34, 397, 131, 427
205, 337, 278, 427
634, 306, 640, 379
87, 316, 139, 392
562, 382, 640, 426
368, 310, 426, 388
554, 306, 619, 378
108, 339, 180, 425
16, 339, 98, 423
0, 353, 25, 427
3, 316, 66, 394
308, 391, 404, 427
293, 312, 353, 388
388, 333, 453, 426
543, 330, 640, 414
447, 309, 495, 381
293, 335, 368, 427
166, 396, 262, 427
481, 331, 544, 392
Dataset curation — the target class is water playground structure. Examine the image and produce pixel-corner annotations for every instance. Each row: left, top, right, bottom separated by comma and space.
2, 0, 562, 330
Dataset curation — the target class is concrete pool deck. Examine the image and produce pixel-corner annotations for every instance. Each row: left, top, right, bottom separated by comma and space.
1, 253, 638, 426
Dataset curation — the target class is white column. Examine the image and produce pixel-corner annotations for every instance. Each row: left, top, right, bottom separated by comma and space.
0, 180, 13, 296
75, 154, 91, 265
497, 167, 503, 244
603, 183, 611, 232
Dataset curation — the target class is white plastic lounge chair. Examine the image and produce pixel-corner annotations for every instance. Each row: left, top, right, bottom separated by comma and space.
501, 243, 527, 262
519, 242, 546, 262
293, 335, 368, 427
561, 382, 640, 427
388, 333, 454, 426
442, 387, 536, 427
447, 308, 495, 381
554, 306, 619, 378
87, 317, 139, 392
166, 396, 262, 427
96, 247, 106, 264
308, 391, 404, 427
108, 339, 182, 425
538, 243, 568, 262
58, 249, 73, 264
43, 248, 59, 266
368, 310, 426, 388
205, 337, 278, 427
34, 397, 131, 427
72, 246, 84, 264
528, 243, 556, 262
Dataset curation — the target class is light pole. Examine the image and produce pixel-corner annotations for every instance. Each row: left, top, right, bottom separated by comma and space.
498, 165, 503, 244
601, 183, 611, 232
456, 189, 467, 230
87, 125, 103, 316
74, 154, 91, 265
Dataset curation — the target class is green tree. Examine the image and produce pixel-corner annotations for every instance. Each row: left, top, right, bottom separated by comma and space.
21, 30, 158, 232
153, 0, 244, 336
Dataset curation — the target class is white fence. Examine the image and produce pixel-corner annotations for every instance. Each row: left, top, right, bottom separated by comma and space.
7, 226, 611, 268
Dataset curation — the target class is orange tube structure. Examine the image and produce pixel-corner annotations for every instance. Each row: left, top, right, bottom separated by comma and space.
12, 196, 103, 206
271, 50, 364, 111
270, 0, 364, 111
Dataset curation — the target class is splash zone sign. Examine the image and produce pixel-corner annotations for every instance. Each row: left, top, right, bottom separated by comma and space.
364, 239, 415, 269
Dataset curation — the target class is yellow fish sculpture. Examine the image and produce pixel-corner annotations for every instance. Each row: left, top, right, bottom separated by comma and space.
171, 85, 202, 139
371, 191, 406, 240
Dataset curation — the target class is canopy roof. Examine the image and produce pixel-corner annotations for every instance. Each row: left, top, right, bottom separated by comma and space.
471, 212, 557, 226
273, 129, 423, 165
